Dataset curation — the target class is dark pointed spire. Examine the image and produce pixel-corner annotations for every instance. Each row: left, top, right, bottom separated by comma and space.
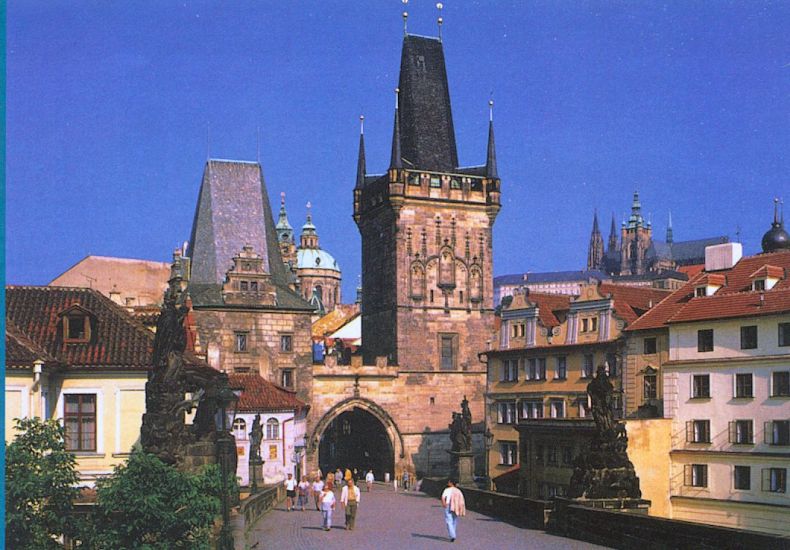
666, 211, 674, 244
356, 115, 366, 189
396, 34, 458, 171
390, 88, 403, 169
592, 209, 600, 234
486, 100, 498, 179
587, 209, 604, 271
608, 214, 618, 251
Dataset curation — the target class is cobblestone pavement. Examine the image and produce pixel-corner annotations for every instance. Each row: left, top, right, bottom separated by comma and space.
250, 484, 609, 550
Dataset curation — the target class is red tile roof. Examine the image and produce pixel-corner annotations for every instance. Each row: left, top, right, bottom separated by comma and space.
5, 322, 58, 367
228, 373, 307, 413
627, 250, 790, 330
6, 286, 156, 368
678, 264, 705, 278
524, 292, 571, 327
599, 283, 671, 324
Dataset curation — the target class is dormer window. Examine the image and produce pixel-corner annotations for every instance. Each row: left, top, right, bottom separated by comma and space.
750, 265, 783, 291
59, 305, 94, 343
695, 287, 706, 298
695, 274, 726, 297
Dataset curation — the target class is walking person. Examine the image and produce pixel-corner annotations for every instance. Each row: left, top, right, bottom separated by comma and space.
312, 476, 325, 511
365, 470, 374, 492
441, 479, 466, 543
297, 475, 310, 512
320, 484, 336, 531
402, 470, 410, 491
341, 478, 361, 531
335, 468, 343, 486
284, 473, 297, 512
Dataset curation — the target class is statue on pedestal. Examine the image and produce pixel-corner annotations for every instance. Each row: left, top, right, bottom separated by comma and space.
568, 365, 641, 499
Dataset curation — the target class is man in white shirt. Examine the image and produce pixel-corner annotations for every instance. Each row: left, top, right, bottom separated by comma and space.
340, 478, 361, 530
312, 477, 325, 511
320, 485, 336, 531
441, 479, 466, 543
365, 470, 374, 492
284, 473, 297, 512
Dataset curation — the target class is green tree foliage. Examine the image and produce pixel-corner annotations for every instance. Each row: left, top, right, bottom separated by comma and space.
5, 417, 80, 549
83, 452, 223, 550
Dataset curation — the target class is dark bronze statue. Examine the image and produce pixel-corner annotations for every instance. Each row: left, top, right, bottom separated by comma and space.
568, 363, 641, 499
449, 397, 472, 453
249, 414, 263, 462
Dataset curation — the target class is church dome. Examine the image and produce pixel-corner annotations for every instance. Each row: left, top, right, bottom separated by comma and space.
761, 199, 790, 253
297, 248, 340, 273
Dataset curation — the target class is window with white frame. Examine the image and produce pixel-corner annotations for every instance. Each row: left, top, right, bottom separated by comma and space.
734, 373, 753, 398
64, 394, 97, 452
771, 371, 790, 397
762, 468, 787, 493
578, 398, 590, 418
555, 356, 567, 380
497, 401, 517, 424
521, 400, 543, 419
684, 464, 708, 487
582, 354, 594, 378
499, 441, 517, 465
232, 418, 247, 440
692, 374, 710, 398
266, 418, 280, 440
549, 399, 565, 418
686, 419, 711, 443
501, 359, 518, 382
526, 357, 546, 380
729, 420, 753, 445
764, 420, 790, 445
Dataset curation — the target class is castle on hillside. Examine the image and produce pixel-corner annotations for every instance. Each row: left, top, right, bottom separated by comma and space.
587, 191, 729, 276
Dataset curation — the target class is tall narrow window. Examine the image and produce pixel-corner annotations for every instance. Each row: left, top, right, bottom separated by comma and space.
550, 399, 565, 418
780, 323, 790, 347
499, 441, 517, 466
280, 334, 293, 353
692, 374, 710, 398
735, 373, 753, 398
644, 374, 657, 399
64, 394, 97, 452
440, 334, 456, 370
235, 332, 248, 353
555, 356, 567, 380
582, 354, 594, 378
729, 420, 753, 445
740, 326, 758, 350
643, 337, 657, 354
685, 464, 708, 487
281, 369, 294, 389
266, 418, 279, 440
697, 329, 714, 352
687, 420, 711, 443
734, 466, 751, 490
232, 418, 247, 440
771, 371, 790, 397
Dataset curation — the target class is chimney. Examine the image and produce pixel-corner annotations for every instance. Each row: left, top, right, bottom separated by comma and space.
705, 243, 743, 271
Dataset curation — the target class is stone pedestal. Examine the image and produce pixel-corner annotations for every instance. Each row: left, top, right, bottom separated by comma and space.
249, 458, 264, 491
447, 451, 475, 486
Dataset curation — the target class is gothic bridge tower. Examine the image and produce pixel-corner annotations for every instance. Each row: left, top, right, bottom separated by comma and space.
353, 33, 501, 371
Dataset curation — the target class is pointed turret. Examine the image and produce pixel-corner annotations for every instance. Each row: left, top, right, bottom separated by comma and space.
356, 116, 367, 189
300, 202, 319, 250
627, 190, 644, 228
485, 100, 498, 179
666, 211, 674, 244
762, 198, 790, 253
390, 89, 403, 169
276, 192, 294, 244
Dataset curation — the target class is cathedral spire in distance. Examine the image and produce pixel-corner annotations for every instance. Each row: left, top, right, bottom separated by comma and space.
666, 211, 674, 244
587, 209, 604, 270
485, 100, 498, 179
608, 214, 618, 251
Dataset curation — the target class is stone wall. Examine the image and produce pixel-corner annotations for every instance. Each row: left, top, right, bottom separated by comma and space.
420, 477, 551, 530
232, 484, 285, 550
551, 501, 790, 550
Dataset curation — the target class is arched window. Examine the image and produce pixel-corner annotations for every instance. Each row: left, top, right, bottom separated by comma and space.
232, 418, 247, 440
314, 285, 323, 303
266, 418, 280, 440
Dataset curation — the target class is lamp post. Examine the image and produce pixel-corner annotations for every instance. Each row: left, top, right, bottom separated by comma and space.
484, 428, 494, 491
215, 378, 240, 550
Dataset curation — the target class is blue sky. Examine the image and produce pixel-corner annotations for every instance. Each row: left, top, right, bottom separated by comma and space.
6, 1, 789, 299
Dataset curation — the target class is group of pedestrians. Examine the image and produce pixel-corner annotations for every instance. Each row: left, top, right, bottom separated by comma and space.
284, 468, 375, 532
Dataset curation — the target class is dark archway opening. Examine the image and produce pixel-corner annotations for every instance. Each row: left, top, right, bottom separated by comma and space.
318, 407, 394, 480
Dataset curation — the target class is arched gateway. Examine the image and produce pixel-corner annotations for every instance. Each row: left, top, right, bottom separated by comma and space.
309, 398, 404, 480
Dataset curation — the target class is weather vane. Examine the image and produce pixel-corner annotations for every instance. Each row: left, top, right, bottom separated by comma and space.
402, 0, 408, 35
280, 191, 286, 207
359, 114, 364, 135
489, 98, 494, 122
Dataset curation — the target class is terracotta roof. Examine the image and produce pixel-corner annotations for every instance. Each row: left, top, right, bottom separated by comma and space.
6, 286, 157, 367
599, 283, 671, 325
750, 265, 785, 279
228, 373, 307, 413
678, 264, 705, 278
627, 250, 790, 330
524, 292, 571, 327
667, 288, 790, 323
5, 321, 58, 367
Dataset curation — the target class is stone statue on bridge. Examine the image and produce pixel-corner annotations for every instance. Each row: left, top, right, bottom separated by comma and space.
448, 396, 474, 485
568, 364, 641, 499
